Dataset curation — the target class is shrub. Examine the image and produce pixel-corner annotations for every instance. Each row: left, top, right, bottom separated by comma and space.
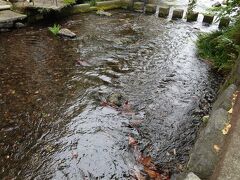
197, 21, 240, 71
89, 0, 96, 6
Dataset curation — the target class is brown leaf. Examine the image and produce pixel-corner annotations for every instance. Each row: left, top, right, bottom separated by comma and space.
144, 167, 161, 179
139, 156, 152, 167
100, 101, 108, 106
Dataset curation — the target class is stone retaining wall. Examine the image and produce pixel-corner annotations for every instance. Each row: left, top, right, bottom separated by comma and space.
175, 57, 240, 180
187, 84, 237, 179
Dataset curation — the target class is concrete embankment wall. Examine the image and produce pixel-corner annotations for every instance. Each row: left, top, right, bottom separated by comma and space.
183, 56, 240, 180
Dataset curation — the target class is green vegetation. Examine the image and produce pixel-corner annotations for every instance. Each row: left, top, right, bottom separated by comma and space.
197, 0, 240, 72
89, 0, 96, 6
63, 0, 76, 5
48, 24, 61, 35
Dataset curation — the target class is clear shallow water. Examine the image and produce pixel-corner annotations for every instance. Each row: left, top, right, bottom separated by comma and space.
0, 10, 222, 179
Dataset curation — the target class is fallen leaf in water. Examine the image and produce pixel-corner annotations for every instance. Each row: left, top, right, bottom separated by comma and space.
129, 135, 137, 146
122, 101, 135, 115
144, 167, 162, 179
139, 156, 152, 167
228, 108, 233, 114
100, 101, 108, 106
213, 144, 220, 153
222, 123, 231, 135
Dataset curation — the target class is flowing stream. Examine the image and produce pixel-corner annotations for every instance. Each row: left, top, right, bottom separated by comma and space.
0, 10, 222, 179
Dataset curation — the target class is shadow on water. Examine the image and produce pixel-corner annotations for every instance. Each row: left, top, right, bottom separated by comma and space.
0, 10, 222, 179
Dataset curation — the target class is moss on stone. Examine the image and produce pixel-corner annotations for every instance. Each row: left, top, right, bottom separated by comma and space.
187, 11, 198, 22
158, 6, 169, 18
145, 4, 156, 14
203, 14, 214, 24
219, 17, 231, 29
96, 0, 122, 10
71, 3, 91, 13
133, 2, 144, 11
172, 9, 184, 19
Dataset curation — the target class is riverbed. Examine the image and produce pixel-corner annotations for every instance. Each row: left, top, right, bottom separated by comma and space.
0, 10, 222, 179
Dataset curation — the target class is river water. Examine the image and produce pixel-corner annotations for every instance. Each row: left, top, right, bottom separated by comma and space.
0, 10, 222, 179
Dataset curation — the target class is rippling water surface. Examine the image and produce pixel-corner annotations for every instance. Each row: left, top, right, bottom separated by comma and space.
0, 10, 222, 179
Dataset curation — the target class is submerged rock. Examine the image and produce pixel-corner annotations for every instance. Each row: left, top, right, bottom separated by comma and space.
96, 10, 112, 17
184, 172, 201, 180
107, 93, 124, 107
15, 22, 25, 28
58, 28, 76, 38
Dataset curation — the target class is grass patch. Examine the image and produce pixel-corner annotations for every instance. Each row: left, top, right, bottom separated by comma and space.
48, 24, 61, 35
89, 0, 96, 6
63, 0, 76, 5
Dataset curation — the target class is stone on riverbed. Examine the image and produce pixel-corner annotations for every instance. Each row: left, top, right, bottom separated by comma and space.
15, 22, 25, 28
96, 10, 112, 16
184, 172, 201, 180
57, 28, 76, 38
107, 93, 124, 107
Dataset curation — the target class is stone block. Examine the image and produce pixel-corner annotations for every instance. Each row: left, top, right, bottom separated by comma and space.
133, 2, 144, 11
172, 9, 184, 19
186, 11, 198, 22
145, 4, 156, 14
212, 84, 237, 111
203, 14, 214, 24
219, 17, 230, 29
187, 108, 229, 179
158, 6, 170, 18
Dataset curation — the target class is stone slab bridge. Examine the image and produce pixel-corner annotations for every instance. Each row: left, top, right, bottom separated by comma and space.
0, 0, 230, 30
129, 0, 230, 28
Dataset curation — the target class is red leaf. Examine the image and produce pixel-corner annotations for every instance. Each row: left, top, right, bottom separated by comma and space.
129, 135, 137, 146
